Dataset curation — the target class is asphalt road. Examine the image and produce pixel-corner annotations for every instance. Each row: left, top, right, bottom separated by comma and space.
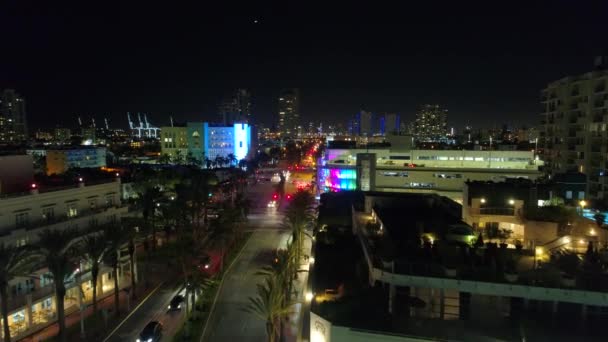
105, 280, 189, 342
202, 179, 290, 342
106, 171, 313, 342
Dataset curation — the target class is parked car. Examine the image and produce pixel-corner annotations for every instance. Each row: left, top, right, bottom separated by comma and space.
167, 294, 184, 311
136, 321, 163, 342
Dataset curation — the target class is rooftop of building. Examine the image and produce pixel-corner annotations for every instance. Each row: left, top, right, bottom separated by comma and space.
314, 191, 608, 341
1, 168, 120, 199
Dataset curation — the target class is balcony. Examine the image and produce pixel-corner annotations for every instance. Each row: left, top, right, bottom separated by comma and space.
0, 205, 129, 240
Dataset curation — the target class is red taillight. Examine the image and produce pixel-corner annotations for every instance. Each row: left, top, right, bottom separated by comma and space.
272, 194, 278, 199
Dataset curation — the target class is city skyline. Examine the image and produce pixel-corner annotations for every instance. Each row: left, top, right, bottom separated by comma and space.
1, 2, 608, 130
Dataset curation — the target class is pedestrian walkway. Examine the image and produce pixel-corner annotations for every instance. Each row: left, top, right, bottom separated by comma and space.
283, 236, 313, 342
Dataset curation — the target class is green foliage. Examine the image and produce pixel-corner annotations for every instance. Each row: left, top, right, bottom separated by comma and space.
34, 229, 81, 342
524, 205, 577, 223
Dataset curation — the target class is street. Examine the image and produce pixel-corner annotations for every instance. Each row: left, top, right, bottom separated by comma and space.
104, 172, 312, 342
201, 179, 290, 342
105, 280, 189, 342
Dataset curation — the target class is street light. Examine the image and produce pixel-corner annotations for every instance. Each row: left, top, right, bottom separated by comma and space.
508, 199, 515, 205
579, 200, 587, 214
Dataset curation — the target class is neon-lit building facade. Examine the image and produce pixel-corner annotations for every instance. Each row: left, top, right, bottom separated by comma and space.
233, 123, 251, 160
319, 167, 357, 192
186, 122, 251, 165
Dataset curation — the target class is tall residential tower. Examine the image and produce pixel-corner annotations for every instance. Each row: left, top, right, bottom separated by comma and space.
540, 56, 608, 201
277, 88, 300, 136
220, 89, 252, 125
414, 104, 448, 142
0, 89, 27, 143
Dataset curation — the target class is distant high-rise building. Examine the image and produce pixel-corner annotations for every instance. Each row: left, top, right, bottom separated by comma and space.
540, 56, 608, 200
220, 89, 252, 125
81, 127, 96, 145
358, 110, 373, 136
277, 88, 299, 136
54, 128, 71, 144
0, 89, 27, 143
414, 104, 448, 142
380, 113, 400, 135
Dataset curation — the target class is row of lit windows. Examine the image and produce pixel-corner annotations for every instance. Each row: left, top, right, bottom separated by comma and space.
416, 156, 531, 162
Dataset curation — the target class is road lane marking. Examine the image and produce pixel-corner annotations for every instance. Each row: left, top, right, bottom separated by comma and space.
102, 281, 165, 342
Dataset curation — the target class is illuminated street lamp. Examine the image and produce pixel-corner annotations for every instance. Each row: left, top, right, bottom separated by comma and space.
579, 200, 587, 213
508, 199, 515, 205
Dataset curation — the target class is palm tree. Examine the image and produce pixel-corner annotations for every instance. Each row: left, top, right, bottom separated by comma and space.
245, 274, 294, 342
284, 190, 315, 265
186, 152, 199, 166
186, 271, 215, 319
173, 150, 184, 164
214, 155, 222, 168
34, 229, 80, 342
227, 153, 237, 167
81, 234, 107, 314
158, 154, 171, 164
126, 227, 138, 300
104, 225, 127, 317
0, 244, 36, 342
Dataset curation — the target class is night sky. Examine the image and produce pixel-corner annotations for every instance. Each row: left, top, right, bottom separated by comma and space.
1, 1, 607, 131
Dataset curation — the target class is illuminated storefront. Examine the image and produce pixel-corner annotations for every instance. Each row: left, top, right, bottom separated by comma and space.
319, 167, 357, 192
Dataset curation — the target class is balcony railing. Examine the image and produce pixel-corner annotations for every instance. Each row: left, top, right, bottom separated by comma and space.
0, 205, 128, 237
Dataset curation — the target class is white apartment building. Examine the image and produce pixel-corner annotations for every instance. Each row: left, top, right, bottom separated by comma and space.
0, 178, 134, 340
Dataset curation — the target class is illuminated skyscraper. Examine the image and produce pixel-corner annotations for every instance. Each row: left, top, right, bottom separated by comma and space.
277, 88, 299, 136
414, 104, 448, 142
0, 89, 27, 143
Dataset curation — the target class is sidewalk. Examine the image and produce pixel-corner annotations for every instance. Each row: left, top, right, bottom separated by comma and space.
283, 236, 313, 342
19, 262, 174, 342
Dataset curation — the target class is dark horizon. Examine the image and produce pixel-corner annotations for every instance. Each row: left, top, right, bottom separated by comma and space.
1, 1, 607, 131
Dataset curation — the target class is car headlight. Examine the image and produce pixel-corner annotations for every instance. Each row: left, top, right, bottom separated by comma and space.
148, 339, 153, 342
136, 339, 141, 342
177, 304, 181, 309
167, 305, 171, 309
204, 264, 209, 269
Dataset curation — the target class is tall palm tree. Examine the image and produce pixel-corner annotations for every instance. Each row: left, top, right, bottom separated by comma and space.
0, 244, 36, 342
158, 154, 171, 164
34, 229, 80, 342
186, 271, 215, 319
104, 225, 127, 317
81, 234, 107, 314
245, 274, 294, 342
284, 190, 315, 265
126, 228, 138, 300
227, 153, 237, 167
